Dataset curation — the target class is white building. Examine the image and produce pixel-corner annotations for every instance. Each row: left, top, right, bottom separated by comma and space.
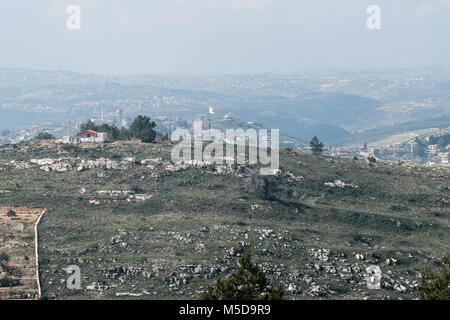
78, 130, 109, 143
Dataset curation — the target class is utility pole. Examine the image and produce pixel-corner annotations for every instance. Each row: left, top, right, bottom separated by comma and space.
168, 123, 172, 142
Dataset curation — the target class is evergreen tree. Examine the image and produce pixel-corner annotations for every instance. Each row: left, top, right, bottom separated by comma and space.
419, 255, 450, 300
413, 137, 426, 158
6, 210, 16, 217
201, 251, 284, 300
0, 252, 10, 272
35, 132, 55, 140
129, 116, 156, 143
310, 136, 324, 155
80, 120, 97, 131
118, 127, 131, 140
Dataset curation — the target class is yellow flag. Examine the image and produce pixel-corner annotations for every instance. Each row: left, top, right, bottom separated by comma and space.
209, 105, 215, 114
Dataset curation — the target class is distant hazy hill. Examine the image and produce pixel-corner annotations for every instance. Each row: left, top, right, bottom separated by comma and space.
1, 68, 449, 147
208, 118, 308, 148
229, 93, 382, 144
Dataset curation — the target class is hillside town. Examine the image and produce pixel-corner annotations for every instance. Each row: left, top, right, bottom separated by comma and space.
2, 111, 449, 168
328, 136, 450, 166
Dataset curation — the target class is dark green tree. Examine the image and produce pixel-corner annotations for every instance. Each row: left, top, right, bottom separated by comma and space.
419, 255, 450, 300
201, 251, 284, 300
247, 175, 277, 201
6, 210, 16, 217
80, 120, 97, 131
35, 132, 55, 140
0, 274, 19, 287
310, 136, 324, 155
413, 137, 426, 158
118, 127, 131, 140
129, 116, 156, 143
0, 252, 10, 271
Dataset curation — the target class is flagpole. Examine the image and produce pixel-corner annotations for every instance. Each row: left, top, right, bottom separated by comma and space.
208, 105, 214, 141
208, 113, 211, 139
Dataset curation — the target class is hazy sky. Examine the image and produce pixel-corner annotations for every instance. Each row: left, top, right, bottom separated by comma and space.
0, 0, 449, 74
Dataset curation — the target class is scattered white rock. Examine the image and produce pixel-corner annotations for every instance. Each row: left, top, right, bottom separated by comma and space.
324, 180, 359, 188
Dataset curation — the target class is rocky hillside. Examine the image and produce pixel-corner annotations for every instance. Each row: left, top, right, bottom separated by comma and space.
0, 140, 449, 299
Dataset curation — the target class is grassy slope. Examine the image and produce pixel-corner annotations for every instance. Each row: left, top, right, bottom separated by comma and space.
0, 140, 448, 300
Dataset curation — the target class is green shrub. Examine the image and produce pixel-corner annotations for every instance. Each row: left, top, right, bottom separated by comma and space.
0, 252, 11, 273
310, 136, 324, 155
0, 275, 20, 287
0, 252, 10, 266
6, 210, 16, 217
131, 185, 145, 194
129, 116, 156, 143
61, 144, 80, 152
35, 132, 55, 140
420, 255, 450, 300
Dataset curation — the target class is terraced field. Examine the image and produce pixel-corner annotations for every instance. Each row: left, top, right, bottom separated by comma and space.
0, 206, 43, 299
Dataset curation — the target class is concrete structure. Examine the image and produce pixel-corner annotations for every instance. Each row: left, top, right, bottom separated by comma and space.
440, 152, 449, 164
370, 147, 382, 158
427, 144, 438, 156
63, 136, 75, 144
78, 130, 109, 143
224, 112, 235, 120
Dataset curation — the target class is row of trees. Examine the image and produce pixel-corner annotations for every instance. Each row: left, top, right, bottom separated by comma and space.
80, 115, 157, 143
35, 116, 157, 143
35, 132, 56, 140
428, 133, 450, 149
